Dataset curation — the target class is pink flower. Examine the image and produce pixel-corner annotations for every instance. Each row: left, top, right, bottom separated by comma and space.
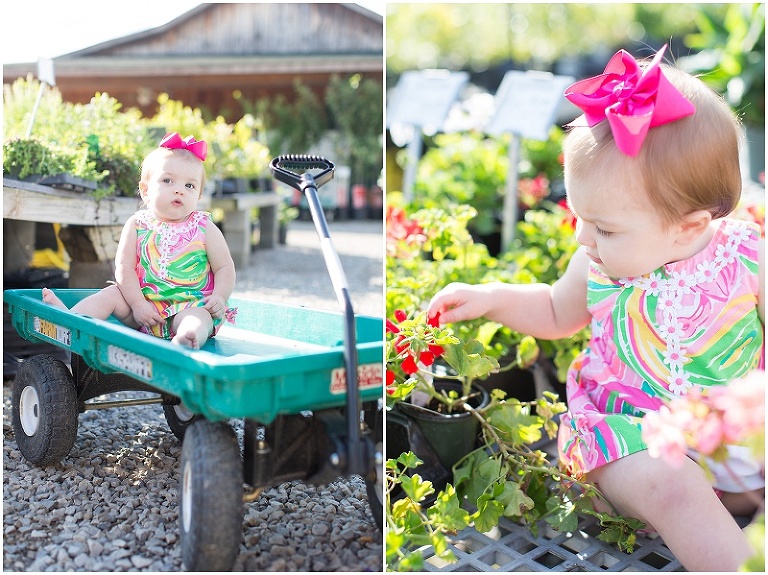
643, 371, 766, 469
689, 410, 725, 456
642, 406, 689, 468
710, 373, 765, 443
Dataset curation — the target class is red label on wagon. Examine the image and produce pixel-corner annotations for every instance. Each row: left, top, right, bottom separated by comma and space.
330, 363, 383, 394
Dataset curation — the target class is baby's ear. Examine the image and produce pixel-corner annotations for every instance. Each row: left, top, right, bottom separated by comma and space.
677, 210, 712, 245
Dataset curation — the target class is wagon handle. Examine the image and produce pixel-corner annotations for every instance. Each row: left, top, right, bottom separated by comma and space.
270, 155, 335, 191
270, 155, 367, 478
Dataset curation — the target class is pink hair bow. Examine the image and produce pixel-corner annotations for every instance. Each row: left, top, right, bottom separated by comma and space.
159, 132, 208, 161
564, 44, 695, 156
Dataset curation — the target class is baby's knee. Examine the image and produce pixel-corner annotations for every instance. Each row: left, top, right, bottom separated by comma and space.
590, 452, 709, 519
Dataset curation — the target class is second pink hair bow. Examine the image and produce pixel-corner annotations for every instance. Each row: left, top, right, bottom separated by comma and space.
159, 132, 208, 162
564, 44, 695, 156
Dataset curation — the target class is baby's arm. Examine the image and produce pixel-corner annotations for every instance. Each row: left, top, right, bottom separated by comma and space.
114, 216, 163, 327
428, 246, 592, 340
203, 219, 236, 319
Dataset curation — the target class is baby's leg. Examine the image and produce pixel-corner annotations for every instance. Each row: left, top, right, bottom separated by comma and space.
589, 450, 755, 571
171, 307, 213, 349
42, 286, 138, 327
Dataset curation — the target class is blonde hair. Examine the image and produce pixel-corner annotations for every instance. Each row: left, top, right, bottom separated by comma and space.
139, 147, 207, 197
564, 63, 742, 225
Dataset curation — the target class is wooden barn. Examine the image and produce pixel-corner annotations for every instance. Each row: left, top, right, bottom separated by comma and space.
2, 3, 383, 121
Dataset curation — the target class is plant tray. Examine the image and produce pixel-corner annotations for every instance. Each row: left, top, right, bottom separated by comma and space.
25, 173, 99, 193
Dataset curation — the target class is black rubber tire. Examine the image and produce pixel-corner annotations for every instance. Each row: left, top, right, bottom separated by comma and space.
11, 354, 78, 466
162, 402, 201, 441
365, 405, 383, 531
179, 420, 243, 571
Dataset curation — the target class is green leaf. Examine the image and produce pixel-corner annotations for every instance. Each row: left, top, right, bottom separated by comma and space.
397, 452, 424, 470
472, 492, 505, 532
400, 473, 435, 503
430, 531, 457, 562
396, 552, 426, 572
475, 321, 503, 348
544, 495, 579, 533
428, 484, 470, 533
442, 340, 499, 380
455, 448, 498, 498
487, 403, 544, 446
498, 480, 535, 518
453, 456, 475, 489
516, 335, 540, 368
391, 498, 422, 522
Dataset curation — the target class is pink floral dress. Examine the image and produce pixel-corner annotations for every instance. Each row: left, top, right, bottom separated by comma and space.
135, 210, 235, 340
558, 218, 764, 478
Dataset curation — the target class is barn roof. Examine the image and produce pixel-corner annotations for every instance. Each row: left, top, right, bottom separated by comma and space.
3, 3, 383, 120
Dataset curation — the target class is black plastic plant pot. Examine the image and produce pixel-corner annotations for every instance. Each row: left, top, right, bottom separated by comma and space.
395, 380, 490, 471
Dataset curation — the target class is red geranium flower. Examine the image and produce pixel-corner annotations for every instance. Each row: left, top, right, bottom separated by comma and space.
387, 309, 447, 379
401, 355, 419, 375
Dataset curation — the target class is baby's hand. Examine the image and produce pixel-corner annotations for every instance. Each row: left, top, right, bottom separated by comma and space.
132, 301, 163, 328
427, 282, 489, 325
203, 294, 227, 319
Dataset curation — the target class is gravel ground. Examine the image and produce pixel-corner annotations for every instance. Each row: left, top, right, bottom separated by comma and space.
3, 218, 384, 572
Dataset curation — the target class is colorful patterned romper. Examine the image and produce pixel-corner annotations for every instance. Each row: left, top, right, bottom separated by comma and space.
135, 210, 235, 340
558, 218, 764, 485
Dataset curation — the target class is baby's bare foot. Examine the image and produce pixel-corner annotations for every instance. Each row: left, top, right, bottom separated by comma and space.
41, 288, 67, 309
172, 329, 201, 349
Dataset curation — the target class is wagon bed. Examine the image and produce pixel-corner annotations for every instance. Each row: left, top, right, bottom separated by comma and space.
3, 288, 383, 423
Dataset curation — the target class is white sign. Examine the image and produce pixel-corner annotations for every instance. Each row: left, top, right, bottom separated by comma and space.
107, 345, 153, 380
386, 69, 469, 131
487, 70, 573, 141
37, 58, 56, 86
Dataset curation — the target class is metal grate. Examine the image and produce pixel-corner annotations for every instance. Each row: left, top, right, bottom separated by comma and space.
419, 513, 685, 572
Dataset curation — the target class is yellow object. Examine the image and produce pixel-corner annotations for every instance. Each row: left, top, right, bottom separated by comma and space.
30, 223, 69, 271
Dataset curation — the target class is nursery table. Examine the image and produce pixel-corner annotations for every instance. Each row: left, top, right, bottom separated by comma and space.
3, 177, 141, 288
210, 192, 282, 268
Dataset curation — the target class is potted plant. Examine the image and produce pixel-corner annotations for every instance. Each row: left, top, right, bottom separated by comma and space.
3, 79, 163, 199
387, 199, 569, 403
385, 310, 645, 571
387, 304, 542, 461
3, 136, 103, 192
206, 115, 271, 195
385, 197, 647, 571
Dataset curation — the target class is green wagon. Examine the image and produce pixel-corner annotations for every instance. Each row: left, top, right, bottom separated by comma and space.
3, 156, 384, 571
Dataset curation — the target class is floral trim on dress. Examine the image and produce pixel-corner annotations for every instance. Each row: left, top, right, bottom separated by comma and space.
135, 210, 207, 281
617, 221, 751, 396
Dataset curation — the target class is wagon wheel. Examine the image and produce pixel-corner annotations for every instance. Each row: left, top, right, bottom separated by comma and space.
179, 419, 243, 572
11, 354, 78, 466
364, 404, 383, 531
162, 401, 201, 441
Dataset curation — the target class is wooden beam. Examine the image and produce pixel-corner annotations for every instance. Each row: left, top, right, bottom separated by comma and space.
3, 179, 140, 226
